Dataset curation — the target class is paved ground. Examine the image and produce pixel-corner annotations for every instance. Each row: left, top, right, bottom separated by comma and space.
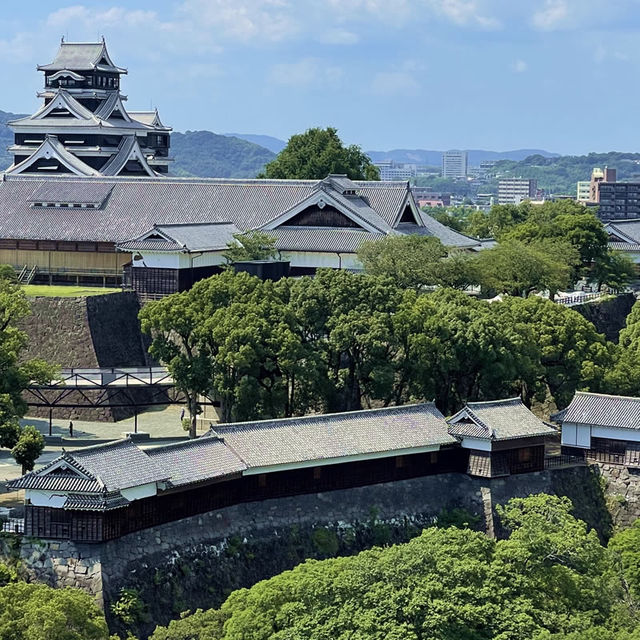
0, 404, 213, 507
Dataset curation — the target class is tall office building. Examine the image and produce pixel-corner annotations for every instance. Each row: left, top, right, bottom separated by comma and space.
442, 150, 468, 178
497, 179, 537, 204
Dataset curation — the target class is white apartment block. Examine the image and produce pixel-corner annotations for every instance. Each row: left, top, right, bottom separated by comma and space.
442, 150, 468, 178
497, 178, 537, 204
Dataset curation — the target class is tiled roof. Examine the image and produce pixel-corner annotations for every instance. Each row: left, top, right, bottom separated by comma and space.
609, 241, 640, 252
414, 212, 481, 248
63, 492, 129, 511
38, 41, 125, 73
71, 439, 169, 490
27, 181, 114, 206
605, 219, 640, 244
562, 392, 640, 430
212, 403, 456, 470
447, 398, 556, 441
0, 176, 475, 250
7, 473, 102, 493
146, 437, 246, 488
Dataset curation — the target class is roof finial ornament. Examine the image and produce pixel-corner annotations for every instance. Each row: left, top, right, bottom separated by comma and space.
101, 35, 106, 43
61, 35, 65, 43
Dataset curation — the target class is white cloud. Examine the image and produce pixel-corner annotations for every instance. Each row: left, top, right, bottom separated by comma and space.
510, 59, 527, 73
317, 29, 360, 45
177, 0, 299, 43
531, 0, 569, 31
268, 58, 344, 87
371, 70, 419, 96
431, 0, 501, 29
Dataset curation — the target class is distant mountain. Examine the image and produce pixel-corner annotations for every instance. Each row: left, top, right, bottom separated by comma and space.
171, 131, 275, 178
224, 133, 286, 155
365, 148, 560, 165
0, 109, 27, 170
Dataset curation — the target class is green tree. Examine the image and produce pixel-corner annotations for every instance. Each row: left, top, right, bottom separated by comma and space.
140, 290, 214, 437
473, 239, 578, 298
11, 425, 45, 474
151, 494, 634, 640
497, 296, 612, 407
0, 582, 110, 640
609, 518, 640, 604
260, 127, 380, 180
222, 231, 278, 264
589, 250, 636, 292
604, 301, 640, 396
357, 235, 448, 290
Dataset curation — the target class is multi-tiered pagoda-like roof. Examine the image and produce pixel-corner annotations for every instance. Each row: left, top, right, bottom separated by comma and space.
6, 38, 171, 177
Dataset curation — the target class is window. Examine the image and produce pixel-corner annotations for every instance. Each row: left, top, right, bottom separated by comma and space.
258, 474, 267, 488
395, 456, 405, 469
313, 467, 322, 480
518, 448, 532, 463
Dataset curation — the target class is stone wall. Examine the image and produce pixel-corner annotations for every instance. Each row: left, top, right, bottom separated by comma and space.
2, 464, 613, 638
573, 292, 637, 342
591, 462, 640, 530
19, 292, 153, 421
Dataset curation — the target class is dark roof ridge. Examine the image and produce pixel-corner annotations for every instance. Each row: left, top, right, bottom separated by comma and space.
465, 397, 522, 407
573, 391, 640, 402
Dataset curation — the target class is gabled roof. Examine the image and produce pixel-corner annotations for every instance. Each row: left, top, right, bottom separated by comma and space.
129, 109, 171, 131
6, 136, 100, 177
118, 222, 241, 252
99, 136, 157, 177
561, 392, 640, 430
94, 91, 133, 123
11, 89, 97, 124
8, 439, 169, 494
211, 403, 456, 470
605, 220, 640, 244
447, 398, 556, 441
38, 40, 126, 74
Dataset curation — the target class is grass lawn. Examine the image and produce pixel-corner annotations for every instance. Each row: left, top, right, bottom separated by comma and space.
23, 284, 122, 297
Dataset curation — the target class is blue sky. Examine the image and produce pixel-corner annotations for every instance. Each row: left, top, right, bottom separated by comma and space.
3, 0, 640, 154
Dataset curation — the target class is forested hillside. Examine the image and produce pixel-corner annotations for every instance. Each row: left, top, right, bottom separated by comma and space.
0, 110, 25, 170
171, 130, 275, 178
488, 152, 640, 194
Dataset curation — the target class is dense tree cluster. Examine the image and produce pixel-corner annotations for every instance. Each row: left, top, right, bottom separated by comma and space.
140, 267, 617, 423
423, 200, 634, 294
149, 495, 640, 640
259, 127, 380, 181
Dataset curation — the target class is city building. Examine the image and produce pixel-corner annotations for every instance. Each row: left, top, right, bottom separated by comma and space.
589, 167, 617, 203
597, 182, 640, 220
374, 161, 417, 181
442, 150, 468, 178
576, 181, 591, 202
5, 39, 171, 177
478, 160, 497, 179
7, 399, 559, 542
497, 178, 537, 205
